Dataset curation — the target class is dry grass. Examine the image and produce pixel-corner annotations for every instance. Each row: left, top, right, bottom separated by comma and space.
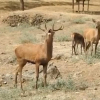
0, 0, 100, 100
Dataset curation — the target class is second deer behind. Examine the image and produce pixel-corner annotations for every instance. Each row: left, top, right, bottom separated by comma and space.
71, 32, 85, 55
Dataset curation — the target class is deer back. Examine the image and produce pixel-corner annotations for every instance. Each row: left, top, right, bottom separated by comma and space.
84, 28, 98, 42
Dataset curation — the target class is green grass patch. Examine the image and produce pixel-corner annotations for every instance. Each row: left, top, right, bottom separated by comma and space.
0, 88, 21, 100
54, 34, 71, 42
19, 31, 39, 43
72, 17, 85, 24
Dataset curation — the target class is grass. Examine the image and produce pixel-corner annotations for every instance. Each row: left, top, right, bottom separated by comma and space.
82, 45, 100, 64
16, 24, 40, 43
19, 32, 39, 43
72, 17, 86, 24
22, 76, 77, 93
70, 44, 100, 65
0, 87, 21, 100
54, 34, 71, 42
71, 54, 96, 65
0, 77, 88, 100
27, 77, 77, 92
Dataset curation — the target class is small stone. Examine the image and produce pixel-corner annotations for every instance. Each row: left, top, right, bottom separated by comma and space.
5, 74, 11, 77
94, 87, 97, 90
24, 69, 28, 72
60, 14, 62, 16
3, 81, 7, 84
2, 74, 5, 77
79, 85, 88, 90
54, 54, 63, 60
20, 91, 27, 97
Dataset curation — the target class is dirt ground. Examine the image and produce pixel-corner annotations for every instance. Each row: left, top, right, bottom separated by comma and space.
0, 0, 100, 100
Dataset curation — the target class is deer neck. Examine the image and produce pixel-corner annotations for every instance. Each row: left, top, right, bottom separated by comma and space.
97, 28, 100, 39
45, 37, 53, 60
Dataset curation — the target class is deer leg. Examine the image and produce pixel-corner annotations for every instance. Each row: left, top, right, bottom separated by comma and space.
43, 64, 48, 87
83, 0, 85, 12
72, 41, 77, 55
19, 67, 23, 90
81, 44, 82, 54
72, 41, 74, 55
87, 0, 89, 11
15, 67, 19, 88
74, 43, 77, 55
77, 44, 78, 53
72, 45, 73, 55
35, 63, 39, 89
95, 42, 98, 55
78, 1, 80, 12
15, 59, 26, 90
85, 40, 88, 56
72, 0, 74, 12
91, 42, 93, 56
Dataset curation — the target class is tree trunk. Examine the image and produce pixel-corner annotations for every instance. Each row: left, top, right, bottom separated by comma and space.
20, 0, 24, 11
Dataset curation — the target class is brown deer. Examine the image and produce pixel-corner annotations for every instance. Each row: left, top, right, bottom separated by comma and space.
84, 19, 100, 56
71, 32, 85, 55
14, 22, 64, 90
72, 0, 90, 12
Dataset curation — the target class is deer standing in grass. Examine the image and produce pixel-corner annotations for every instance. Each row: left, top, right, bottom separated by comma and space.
84, 19, 100, 56
71, 32, 85, 55
72, 0, 90, 12
14, 22, 63, 90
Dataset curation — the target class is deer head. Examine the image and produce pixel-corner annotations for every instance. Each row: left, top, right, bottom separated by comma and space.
92, 19, 100, 29
38, 21, 64, 38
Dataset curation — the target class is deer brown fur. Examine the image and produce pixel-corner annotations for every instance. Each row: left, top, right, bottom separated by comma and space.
71, 32, 85, 55
83, 19, 100, 56
14, 22, 63, 90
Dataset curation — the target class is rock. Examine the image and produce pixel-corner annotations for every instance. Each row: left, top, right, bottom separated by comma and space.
53, 54, 64, 60
3, 81, 7, 84
47, 64, 61, 79
5, 74, 13, 80
5, 73, 11, 77
78, 85, 88, 90
1, 52, 6, 55
1, 74, 5, 80
94, 87, 97, 90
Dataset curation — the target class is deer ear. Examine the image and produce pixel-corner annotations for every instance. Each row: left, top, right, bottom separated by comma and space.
92, 19, 97, 23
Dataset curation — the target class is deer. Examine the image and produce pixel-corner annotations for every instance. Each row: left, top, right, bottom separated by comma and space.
72, 0, 90, 12
14, 22, 64, 90
71, 32, 85, 55
84, 19, 100, 56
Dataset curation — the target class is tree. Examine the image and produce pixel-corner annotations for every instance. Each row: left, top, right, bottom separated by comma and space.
20, 0, 24, 11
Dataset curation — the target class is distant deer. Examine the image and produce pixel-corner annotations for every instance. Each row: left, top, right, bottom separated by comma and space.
14, 22, 64, 90
72, 0, 90, 12
84, 19, 100, 56
71, 32, 85, 55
